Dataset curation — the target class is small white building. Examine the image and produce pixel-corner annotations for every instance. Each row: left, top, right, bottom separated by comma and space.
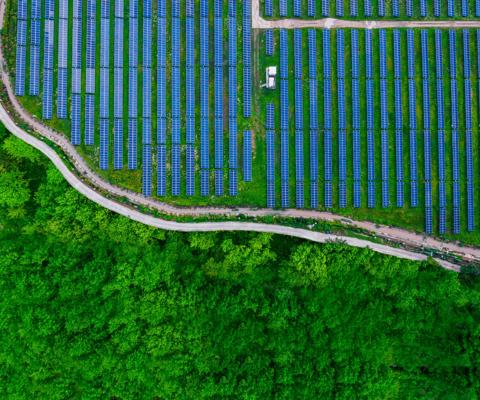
264, 66, 277, 89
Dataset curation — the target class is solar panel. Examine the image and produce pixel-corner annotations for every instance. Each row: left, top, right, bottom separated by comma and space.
99, 119, 109, 170
266, 30, 274, 56
364, 0, 371, 16
321, 0, 329, 16
308, 0, 315, 16
264, 0, 272, 16
200, 69, 209, 190
350, 0, 358, 16
447, 0, 454, 16
406, 0, 413, 16
71, 94, 81, 145
155, 142, 166, 196
113, 119, 123, 170
335, 0, 343, 16
214, 5, 224, 196
243, 131, 252, 182
142, 145, 152, 196
243, 0, 252, 117
266, 128, 275, 208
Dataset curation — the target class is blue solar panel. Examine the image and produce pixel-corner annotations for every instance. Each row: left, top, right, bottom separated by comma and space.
172, 145, 181, 196
127, 119, 137, 170
142, 145, 152, 196
350, 0, 358, 16
447, 0, 454, 16
405, 0, 413, 16
380, 56, 389, 209
324, 130, 332, 208
351, 30, 359, 79
393, 32, 404, 207
266, 30, 274, 56
294, 0, 301, 16
99, 119, 109, 170
265, 0, 273, 17
364, 0, 371, 16
322, 0, 329, 16
266, 130, 275, 208
113, 119, 123, 170
243, 0, 252, 118
243, 131, 252, 182
279, 0, 287, 16
71, 94, 81, 145
378, 0, 385, 16
308, 0, 316, 16
84, 95, 95, 146
295, 130, 304, 208
323, 30, 331, 78
365, 30, 373, 79
310, 130, 318, 209
42, 71, 53, 120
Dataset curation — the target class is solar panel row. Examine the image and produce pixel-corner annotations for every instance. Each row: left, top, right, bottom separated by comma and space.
84, 0, 96, 146
243, 0, 252, 118
351, 29, 361, 208
127, 0, 138, 170
243, 131, 252, 182
229, 0, 238, 196
393, 30, 404, 208
308, 29, 318, 209
42, 6, 54, 120
379, 30, 389, 209
336, 0, 343, 16
200, 0, 210, 196
70, 0, 82, 145
449, 30, 461, 234
266, 105, 275, 208
266, 30, 274, 56
420, 30, 433, 234
112, 0, 123, 170
141, 2, 153, 195
293, 30, 304, 208
463, 30, 475, 231
214, 0, 223, 196
406, 30, 418, 208
337, 30, 347, 209
156, 0, 166, 195
265, 0, 272, 16
365, 31, 375, 208
280, 29, 289, 208
321, 0, 329, 16
170, 1, 181, 195
57, 0, 68, 118
436, 31, 447, 234
185, 0, 195, 196
323, 30, 333, 209
99, 0, 110, 170
27, 0, 40, 96
308, 0, 315, 16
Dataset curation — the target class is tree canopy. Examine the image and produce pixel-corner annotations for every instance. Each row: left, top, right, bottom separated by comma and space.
1, 128, 480, 399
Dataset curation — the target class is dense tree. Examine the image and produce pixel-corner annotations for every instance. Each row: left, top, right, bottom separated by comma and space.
1, 129, 480, 399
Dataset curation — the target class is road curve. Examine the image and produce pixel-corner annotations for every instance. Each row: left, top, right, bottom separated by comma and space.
0, 0, 477, 271
0, 102, 460, 270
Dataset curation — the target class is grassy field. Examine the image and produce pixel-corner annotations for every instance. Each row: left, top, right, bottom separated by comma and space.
4, 0, 480, 242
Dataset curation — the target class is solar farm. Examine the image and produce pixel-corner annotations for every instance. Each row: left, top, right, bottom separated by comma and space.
9, 0, 480, 237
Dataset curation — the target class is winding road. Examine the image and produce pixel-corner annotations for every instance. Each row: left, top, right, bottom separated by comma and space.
1, 0, 479, 271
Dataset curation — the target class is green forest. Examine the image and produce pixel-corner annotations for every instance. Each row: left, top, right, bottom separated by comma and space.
1, 126, 480, 399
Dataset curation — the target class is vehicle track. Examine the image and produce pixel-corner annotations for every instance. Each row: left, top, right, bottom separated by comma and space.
0, 0, 478, 271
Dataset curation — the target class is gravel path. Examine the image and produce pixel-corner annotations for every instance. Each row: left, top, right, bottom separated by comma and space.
0, 0, 477, 271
